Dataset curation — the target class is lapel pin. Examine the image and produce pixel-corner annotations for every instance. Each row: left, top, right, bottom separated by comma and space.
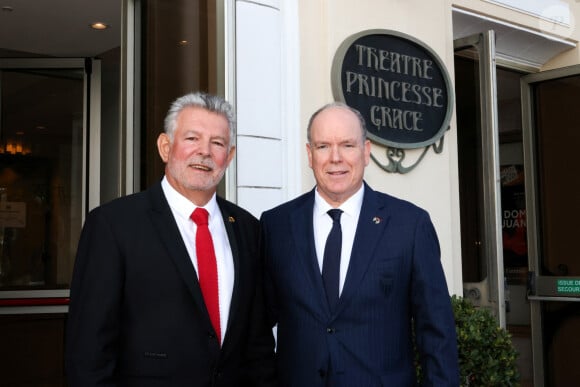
228, 216, 236, 223
372, 216, 381, 224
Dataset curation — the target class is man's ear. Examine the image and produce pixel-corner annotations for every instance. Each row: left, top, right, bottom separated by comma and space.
226, 145, 236, 166
157, 133, 171, 163
364, 139, 371, 166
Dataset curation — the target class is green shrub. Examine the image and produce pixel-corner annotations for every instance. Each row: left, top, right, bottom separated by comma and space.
415, 295, 520, 386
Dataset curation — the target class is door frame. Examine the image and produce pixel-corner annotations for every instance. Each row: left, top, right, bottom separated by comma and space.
521, 63, 580, 387
0, 58, 101, 313
454, 31, 506, 327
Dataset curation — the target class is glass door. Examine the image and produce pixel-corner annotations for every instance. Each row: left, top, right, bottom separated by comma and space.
0, 58, 100, 308
522, 65, 580, 387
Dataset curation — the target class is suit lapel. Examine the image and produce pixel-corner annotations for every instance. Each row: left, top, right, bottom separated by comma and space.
337, 185, 390, 314
146, 183, 209, 323
289, 190, 331, 316
217, 199, 240, 345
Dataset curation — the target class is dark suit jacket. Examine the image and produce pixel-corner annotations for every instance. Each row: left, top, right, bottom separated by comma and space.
261, 183, 459, 387
65, 182, 275, 387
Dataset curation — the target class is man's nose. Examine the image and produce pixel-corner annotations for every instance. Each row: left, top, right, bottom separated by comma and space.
330, 145, 342, 161
196, 140, 211, 155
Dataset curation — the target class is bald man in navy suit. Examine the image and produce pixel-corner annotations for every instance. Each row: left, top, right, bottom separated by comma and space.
261, 103, 459, 386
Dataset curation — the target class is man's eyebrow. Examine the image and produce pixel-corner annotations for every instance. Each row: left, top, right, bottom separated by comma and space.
181, 129, 200, 136
210, 135, 228, 141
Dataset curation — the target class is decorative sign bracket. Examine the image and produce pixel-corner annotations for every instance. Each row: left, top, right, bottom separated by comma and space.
331, 29, 454, 174
371, 135, 446, 174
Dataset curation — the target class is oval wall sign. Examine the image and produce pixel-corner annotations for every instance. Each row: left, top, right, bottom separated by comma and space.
332, 29, 453, 149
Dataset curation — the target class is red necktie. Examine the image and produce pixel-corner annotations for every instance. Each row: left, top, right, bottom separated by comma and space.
191, 208, 221, 344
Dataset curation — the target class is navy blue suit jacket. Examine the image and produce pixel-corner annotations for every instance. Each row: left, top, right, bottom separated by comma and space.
260, 183, 459, 386
66, 182, 275, 387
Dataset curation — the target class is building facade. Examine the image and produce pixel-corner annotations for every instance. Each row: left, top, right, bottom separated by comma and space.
1, 0, 579, 385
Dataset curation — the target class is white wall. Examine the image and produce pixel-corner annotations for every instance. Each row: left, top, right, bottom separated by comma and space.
234, 0, 301, 217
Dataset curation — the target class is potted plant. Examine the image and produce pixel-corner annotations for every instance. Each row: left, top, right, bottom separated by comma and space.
416, 295, 520, 386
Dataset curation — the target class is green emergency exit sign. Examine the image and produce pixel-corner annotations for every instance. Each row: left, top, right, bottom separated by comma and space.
556, 279, 580, 294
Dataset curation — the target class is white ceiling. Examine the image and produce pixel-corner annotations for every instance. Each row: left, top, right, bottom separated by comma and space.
0, 0, 120, 57
0, 2, 575, 68
453, 7, 576, 70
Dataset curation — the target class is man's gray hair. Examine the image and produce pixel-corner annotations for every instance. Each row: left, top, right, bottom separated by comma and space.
164, 92, 236, 148
306, 102, 367, 144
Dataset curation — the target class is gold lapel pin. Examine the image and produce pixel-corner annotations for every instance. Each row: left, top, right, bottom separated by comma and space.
228, 216, 236, 223
372, 216, 381, 224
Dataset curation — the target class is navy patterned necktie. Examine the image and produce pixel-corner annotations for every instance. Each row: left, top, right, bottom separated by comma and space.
322, 209, 343, 311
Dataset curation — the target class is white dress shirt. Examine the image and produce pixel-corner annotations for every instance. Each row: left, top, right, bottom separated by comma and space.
162, 177, 234, 344
313, 184, 364, 296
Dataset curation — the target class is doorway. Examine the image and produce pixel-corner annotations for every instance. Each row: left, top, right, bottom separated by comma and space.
455, 31, 580, 386
0, 3, 120, 385
454, 31, 533, 385
522, 65, 580, 386
0, 58, 94, 292
0, 57, 98, 386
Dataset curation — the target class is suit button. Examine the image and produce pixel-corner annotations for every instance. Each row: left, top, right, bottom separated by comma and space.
318, 369, 326, 378
326, 327, 335, 333
208, 332, 217, 339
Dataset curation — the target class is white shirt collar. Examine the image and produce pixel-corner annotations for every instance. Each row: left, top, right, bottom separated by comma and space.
161, 176, 219, 221
313, 183, 365, 219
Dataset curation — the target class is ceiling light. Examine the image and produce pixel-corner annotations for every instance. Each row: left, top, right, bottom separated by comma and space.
90, 22, 109, 30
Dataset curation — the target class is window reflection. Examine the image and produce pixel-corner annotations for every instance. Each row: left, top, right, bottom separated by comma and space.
0, 67, 84, 290
140, 0, 220, 189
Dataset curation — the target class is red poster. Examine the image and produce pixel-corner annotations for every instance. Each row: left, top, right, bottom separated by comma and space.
501, 164, 527, 284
